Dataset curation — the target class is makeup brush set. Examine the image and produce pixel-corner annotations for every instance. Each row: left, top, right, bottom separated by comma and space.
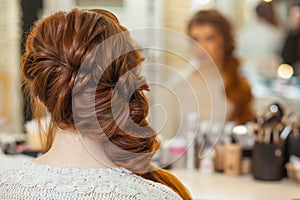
251, 103, 300, 181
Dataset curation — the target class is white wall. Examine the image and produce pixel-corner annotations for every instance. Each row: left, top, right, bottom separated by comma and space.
43, 0, 75, 15
0, 0, 22, 132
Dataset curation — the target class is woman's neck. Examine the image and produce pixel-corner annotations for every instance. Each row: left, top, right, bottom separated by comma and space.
33, 128, 117, 168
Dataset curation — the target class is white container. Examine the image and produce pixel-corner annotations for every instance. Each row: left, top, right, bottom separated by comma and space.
200, 148, 215, 174
186, 113, 200, 170
169, 137, 187, 169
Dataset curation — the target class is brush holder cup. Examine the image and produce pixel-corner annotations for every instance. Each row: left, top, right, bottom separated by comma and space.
252, 142, 285, 181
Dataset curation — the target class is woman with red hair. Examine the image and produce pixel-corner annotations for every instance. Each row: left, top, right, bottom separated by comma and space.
187, 9, 254, 124
0, 8, 191, 200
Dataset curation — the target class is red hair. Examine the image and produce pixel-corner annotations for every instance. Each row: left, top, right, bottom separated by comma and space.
22, 8, 191, 199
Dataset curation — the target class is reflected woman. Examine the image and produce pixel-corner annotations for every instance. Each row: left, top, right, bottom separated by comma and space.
187, 9, 253, 124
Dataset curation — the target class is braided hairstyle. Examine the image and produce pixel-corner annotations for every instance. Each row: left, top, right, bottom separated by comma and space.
22, 8, 191, 199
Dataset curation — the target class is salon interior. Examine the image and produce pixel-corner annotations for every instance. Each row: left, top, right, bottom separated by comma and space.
1, 0, 300, 199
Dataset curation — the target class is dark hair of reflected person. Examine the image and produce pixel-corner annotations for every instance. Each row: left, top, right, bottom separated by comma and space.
256, 1, 279, 27
188, 9, 254, 124
22, 8, 191, 200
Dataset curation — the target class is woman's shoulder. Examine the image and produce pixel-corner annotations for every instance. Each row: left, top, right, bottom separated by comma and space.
0, 164, 24, 185
0, 161, 181, 200
128, 172, 182, 199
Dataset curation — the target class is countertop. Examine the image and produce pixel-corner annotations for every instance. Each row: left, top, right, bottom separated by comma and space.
171, 169, 300, 200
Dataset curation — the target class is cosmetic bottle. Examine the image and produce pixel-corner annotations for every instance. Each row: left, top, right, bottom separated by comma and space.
224, 135, 242, 175
241, 148, 252, 175
214, 140, 225, 172
169, 137, 187, 169
200, 145, 215, 174
186, 113, 199, 170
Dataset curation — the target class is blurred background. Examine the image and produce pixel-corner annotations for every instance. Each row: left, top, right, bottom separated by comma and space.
0, 0, 299, 133
1, 1, 300, 199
